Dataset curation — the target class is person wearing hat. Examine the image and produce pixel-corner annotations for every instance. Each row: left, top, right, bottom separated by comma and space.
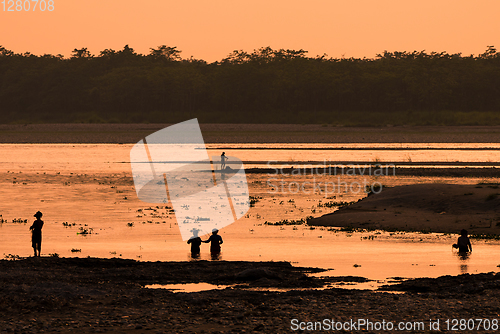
30, 211, 44, 257
203, 228, 223, 258
187, 228, 202, 258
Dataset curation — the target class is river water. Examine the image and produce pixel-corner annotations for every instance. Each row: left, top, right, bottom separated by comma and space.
0, 143, 499, 289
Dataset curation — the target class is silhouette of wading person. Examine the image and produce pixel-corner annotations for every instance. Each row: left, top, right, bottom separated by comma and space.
203, 228, 223, 258
187, 228, 202, 259
457, 229, 472, 253
30, 211, 44, 257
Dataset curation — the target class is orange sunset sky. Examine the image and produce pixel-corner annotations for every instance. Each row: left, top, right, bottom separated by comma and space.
1, 0, 499, 61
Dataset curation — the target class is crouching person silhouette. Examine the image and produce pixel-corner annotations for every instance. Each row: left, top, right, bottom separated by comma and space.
30, 211, 44, 257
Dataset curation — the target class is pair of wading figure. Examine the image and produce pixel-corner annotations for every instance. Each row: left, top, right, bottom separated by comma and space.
187, 228, 223, 259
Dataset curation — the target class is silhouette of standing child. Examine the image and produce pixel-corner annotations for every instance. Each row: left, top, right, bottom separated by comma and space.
30, 211, 44, 257
203, 228, 223, 256
456, 229, 472, 253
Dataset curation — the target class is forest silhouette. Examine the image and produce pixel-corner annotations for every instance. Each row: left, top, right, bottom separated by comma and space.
1, 45, 499, 125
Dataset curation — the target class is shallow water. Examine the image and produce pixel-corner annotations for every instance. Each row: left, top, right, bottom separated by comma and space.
0, 143, 499, 288
145, 283, 231, 292
207, 143, 500, 168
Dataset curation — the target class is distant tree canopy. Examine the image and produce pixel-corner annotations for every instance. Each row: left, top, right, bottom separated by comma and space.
0, 45, 499, 124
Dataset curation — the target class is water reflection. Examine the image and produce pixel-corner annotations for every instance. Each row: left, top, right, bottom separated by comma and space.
211, 253, 222, 261
186, 252, 222, 261
145, 283, 230, 292
456, 251, 471, 274
0, 143, 499, 285
189, 252, 200, 260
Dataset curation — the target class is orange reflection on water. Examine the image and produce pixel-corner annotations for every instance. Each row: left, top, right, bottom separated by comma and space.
0, 144, 498, 285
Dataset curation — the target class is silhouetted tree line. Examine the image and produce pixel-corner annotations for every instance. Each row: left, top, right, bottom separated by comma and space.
0, 45, 499, 124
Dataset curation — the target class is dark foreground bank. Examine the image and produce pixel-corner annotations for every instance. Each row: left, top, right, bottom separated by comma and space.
1, 257, 500, 333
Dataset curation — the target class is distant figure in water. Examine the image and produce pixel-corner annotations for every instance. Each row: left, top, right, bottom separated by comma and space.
203, 228, 223, 258
456, 229, 472, 253
30, 211, 44, 257
187, 228, 202, 259
220, 152, 228, 170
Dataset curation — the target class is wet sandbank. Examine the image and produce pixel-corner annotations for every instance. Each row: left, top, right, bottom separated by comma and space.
309, 183, 500, 234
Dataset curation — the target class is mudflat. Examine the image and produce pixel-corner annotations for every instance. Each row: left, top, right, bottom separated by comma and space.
309, 183, 500, 234
1, 123, 500, 143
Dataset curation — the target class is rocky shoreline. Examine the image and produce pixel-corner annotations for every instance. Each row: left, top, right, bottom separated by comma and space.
1, 257, 500, 333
